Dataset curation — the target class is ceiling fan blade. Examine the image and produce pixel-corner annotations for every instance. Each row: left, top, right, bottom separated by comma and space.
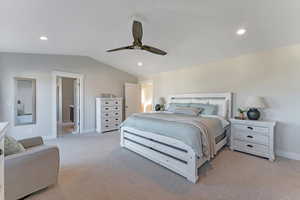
142, 45, 167, 55
132, 21, 143, 45
107, 46, 133, 52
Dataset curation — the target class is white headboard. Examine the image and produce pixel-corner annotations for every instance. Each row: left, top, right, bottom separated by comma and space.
168, 93, 233, 119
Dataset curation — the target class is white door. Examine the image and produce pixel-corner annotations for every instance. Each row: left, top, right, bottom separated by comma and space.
125, 83, 141, 119
73, 79, 80, 133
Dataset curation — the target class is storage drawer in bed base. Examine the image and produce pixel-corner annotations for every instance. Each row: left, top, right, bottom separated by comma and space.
123, 131, 189, 162
123, 139, 189, 178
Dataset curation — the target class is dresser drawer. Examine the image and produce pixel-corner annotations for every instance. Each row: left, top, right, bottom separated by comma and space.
102, 99, 122, 106
233, 140, 269, 155
102, 122, 121, 131
103, 111, 121, 118
111, 106, 121, 111
102, 117, 121, 124
103, 112, 112, 118
112, 99, 122, 106
102, 106, 115, 112
233, 131, 269, 145
102, 100, 114, 106
103, 106, 121, 112
233, 124, 269, 135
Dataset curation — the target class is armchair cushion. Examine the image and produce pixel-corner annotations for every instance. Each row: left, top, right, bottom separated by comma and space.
18, 136, 44, 149
4, 135, 25, 156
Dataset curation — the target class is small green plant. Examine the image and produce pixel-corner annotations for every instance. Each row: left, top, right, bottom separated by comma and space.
238, 108, 246, 114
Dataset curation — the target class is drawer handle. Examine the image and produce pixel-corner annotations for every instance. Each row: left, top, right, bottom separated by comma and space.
0, 148, 2, 156
115, 124, 118, 126
105, 108, 109, 110
105, 120, 109, 122
115, 102, 118, 104
247, 144, 253, 148
247, 135, 253, 139
115, 113, 118, 115
105, 114, 108, 116
115, 119, 118, 121
247, 127, 253, 130
105, 125, 109, 128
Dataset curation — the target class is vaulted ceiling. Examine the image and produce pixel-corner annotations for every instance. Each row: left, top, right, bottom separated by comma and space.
1, 0, 300, 76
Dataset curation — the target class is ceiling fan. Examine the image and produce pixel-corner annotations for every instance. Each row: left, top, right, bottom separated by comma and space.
107, 21, 167, 56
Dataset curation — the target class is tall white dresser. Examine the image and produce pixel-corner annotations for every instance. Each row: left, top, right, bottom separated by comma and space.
0, 122, 8, 200
96, 98, 123, 133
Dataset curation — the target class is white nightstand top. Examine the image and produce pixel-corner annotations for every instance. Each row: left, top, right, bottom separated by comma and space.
230, 119, 276, 127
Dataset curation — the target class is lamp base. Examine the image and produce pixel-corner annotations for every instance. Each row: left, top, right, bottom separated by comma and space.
247, 108, 260, 120
154, 104, 161, 111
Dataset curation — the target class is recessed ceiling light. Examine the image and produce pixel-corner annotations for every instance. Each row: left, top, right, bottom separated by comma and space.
40, 36, 48, 41
236, 29, 246, 36
137, 62, 143, 66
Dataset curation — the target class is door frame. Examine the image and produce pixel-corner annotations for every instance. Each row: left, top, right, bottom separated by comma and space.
52, 71, 84, 138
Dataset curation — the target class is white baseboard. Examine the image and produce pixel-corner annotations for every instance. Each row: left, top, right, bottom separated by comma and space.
276, 150, 300, 161
43, 129, 96, 140
43, 135, 57, 140
81, 129, 96, 133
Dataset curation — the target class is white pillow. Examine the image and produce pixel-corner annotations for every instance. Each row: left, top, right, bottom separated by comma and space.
4, 135, 26, 156
173, 107, 203, 116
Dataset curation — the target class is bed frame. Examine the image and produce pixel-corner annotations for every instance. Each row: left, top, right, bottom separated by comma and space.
120, 93, 232, 183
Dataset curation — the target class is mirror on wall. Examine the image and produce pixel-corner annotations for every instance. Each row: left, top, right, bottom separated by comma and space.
14, 78, 36, 126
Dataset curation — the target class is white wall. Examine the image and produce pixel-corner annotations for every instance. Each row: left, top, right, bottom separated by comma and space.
0, 53, 137, 139
141, 44, 300, 160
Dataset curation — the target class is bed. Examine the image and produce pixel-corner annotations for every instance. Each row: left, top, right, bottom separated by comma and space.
120, 93, 232, 183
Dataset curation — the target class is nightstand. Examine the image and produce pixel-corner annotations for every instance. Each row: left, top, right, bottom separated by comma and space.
230, 119, 276, 161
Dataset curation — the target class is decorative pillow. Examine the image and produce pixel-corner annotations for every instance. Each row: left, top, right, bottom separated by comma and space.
167, 103, 190, 112
190, 103, 218, 115
4, 135, 26, 156
173, 107, 203, 116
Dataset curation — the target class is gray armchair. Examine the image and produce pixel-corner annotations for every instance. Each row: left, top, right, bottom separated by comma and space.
5, 137, 60, 200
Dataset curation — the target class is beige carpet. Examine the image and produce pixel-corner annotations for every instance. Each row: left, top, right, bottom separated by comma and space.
25, 132, 300, 200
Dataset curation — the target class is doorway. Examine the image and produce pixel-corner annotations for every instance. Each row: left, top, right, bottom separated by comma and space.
58, 77, 77, 136
52, 71, 83, 138
140, 81, 153, 112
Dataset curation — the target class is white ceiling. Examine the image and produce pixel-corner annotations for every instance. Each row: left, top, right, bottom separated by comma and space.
1, 0, 300, 76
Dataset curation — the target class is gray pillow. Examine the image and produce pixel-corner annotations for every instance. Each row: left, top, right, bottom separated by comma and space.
173, 107, 203, 116
190, 103, 218, 115
167, 103, 190, 112
4, 135, 26, 156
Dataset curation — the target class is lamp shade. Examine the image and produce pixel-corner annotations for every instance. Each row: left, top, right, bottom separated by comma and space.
245, 96, 267, 109
158, 97, 166, 105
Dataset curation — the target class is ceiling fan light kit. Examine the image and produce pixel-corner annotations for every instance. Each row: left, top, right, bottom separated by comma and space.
107, 21, 167, 56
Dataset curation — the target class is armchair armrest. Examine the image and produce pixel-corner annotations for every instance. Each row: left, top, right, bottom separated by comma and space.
18, 136, 44, 149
